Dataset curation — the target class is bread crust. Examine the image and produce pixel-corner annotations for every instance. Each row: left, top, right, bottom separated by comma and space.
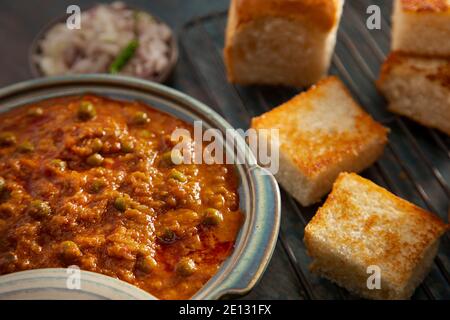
378, 52, 450, 86
392, 0, 450, 57
377, 52, 450, 135
224, 0, 344, 86
224, 0, 239, 83
400, 0, 450, 13
304, 173, 448, 299
232, 0, 342, 32
252, 76, 388, 178
310, 173, 448, 236
251, 76, 388, 206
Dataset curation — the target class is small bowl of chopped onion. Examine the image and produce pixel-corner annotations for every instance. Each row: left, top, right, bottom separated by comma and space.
29, 1, 178, 83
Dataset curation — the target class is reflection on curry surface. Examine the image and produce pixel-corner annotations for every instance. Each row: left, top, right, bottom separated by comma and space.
0, 95, 243, 299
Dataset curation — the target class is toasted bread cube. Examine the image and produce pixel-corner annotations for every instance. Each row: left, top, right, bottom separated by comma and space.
377, 52, 450, 135
251, 76, 388, 206
224, 0, 344, 87
392, 0, 450, 57
304, 173, 448, 300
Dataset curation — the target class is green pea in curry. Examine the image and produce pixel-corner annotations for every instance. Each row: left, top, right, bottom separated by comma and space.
0, 95, 243, 300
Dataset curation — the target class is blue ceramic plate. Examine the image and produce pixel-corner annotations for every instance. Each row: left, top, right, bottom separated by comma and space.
0, 75, 281, 300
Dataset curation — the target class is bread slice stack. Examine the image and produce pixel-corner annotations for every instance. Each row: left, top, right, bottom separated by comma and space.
378, 0, 450, 135
224, 0, 344, 87
305, 173, 448, 300
251, 76, 388, 206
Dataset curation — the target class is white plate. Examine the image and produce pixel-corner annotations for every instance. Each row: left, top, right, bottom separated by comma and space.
0, 268, 156, 300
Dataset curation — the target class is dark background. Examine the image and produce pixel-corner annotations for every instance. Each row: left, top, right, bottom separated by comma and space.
0, 0, 229, 87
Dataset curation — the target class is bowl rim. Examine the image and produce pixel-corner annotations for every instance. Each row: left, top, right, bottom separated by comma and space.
0, 268, 156, 300
28, 3, 179, 83
0, 74, 281, 300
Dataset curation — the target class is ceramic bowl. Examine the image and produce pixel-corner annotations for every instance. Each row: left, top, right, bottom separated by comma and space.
28, 5, 178, 83
0, 74, 281, 300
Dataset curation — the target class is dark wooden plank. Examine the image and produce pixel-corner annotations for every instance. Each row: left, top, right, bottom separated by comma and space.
241, 241, 308, 300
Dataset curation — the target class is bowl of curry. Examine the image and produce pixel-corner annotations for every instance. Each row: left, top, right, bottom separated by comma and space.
0, 75, 280, 300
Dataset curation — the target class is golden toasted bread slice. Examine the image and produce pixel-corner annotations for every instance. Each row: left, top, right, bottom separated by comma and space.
377, 52, 450, 135
251, 76, 388, 206
224, 0, 344, 87
305, 173, 448, 300
392, 0, 450, 57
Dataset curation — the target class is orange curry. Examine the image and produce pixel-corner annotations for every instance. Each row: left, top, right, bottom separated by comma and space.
0, 95, 243, 299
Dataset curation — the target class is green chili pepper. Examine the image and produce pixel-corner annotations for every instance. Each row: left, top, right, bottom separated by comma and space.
109, 40, 139, 74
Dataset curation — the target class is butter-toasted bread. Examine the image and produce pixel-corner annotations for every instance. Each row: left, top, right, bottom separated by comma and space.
251, 76, 388, 206
304, 172, 448, 299
224, 0, 344, 87
377, 52, 450, 135
392, 0, 450, 57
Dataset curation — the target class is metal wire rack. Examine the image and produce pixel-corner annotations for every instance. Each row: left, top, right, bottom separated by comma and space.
178, 0, 450, 299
